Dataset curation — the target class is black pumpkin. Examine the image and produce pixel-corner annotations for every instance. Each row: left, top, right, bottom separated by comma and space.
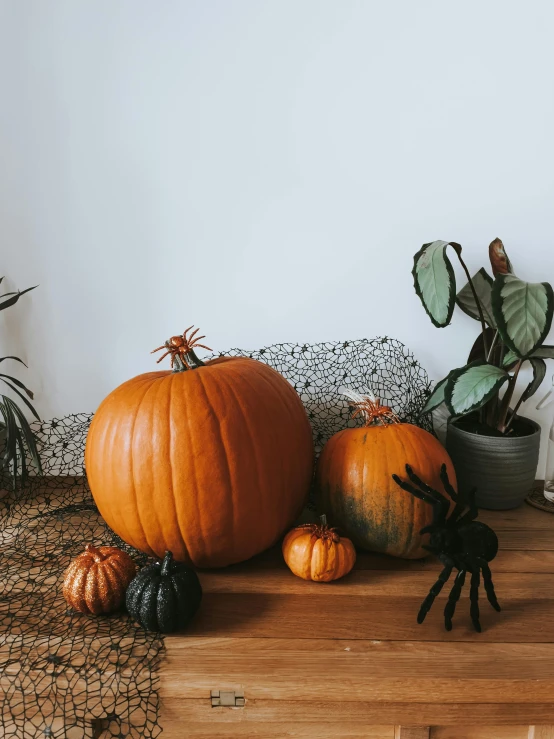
125, 550, 202, 633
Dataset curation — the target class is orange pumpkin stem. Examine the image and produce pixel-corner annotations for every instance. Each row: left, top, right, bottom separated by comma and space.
297, 515, 341, 543
345, 392, 400, 427
85, 544, 105, 562
151, 326, 212, 372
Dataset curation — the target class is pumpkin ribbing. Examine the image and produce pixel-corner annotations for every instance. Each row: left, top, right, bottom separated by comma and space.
62, 545, 136, 615
316, 394, 455, 559
85, 330, 314, 568
283, 515, 356, 582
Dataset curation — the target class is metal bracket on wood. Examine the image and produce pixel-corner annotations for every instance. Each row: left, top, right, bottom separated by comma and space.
395, 728, 430, 739
211, 689, 245, 708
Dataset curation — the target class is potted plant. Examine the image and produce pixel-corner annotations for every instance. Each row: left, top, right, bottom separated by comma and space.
413, 238, 553, 509
0, 278, 41, 487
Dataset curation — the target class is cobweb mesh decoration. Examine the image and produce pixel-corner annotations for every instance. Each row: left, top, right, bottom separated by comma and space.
0, 338, 431, 738
211, 337, 433, 451
0, 414, 161, 739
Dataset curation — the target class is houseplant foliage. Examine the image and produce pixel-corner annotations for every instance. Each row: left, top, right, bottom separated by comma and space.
0, 278, 41, 485
85, 326, 314, 568
414, 238, 554, 433
315, 391, 456, 559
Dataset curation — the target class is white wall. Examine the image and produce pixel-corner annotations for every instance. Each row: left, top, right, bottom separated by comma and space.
2, 0, 554, 470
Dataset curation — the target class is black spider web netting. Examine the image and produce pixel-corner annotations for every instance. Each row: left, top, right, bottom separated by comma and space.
0, 338, 432, 738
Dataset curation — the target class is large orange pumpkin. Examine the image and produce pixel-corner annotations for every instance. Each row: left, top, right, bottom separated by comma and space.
315, 392, 455, 559
85, 327, 314, 568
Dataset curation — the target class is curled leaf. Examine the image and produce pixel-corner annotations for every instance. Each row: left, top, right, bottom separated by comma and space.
489, 238, 513, 277
456, 269, 496, 327
520, 358, 547, 404
420, 376, 449, 415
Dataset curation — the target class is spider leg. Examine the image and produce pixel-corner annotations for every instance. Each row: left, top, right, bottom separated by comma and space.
180, 352, 192, 369
446, 500, 466, 524
417, 564, 453, 624
456, 489, 479, 525
420, 524, 441, 535
444, 569, 467, 631
391, 474, 442, 512
151, 345, 167, 354
440, 464, 471, 524
440, 464, 459, 502
469, 567, 481, 632
481, 562, 501, 612
404, 465, 451, 518
155, 350, 171, 364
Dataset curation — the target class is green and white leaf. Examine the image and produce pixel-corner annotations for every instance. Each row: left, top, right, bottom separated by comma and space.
520, 358, 547, 404
492, 274, 554, 358
502, 349, 519, 368
412, 241, 457, 328
445, 361, 510, 416
456, 268, 496, 327
504, 345, 554, 368
420, 376, 449, 415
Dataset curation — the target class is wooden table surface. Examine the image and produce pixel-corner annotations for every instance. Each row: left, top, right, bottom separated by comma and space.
160, 501, 554, 739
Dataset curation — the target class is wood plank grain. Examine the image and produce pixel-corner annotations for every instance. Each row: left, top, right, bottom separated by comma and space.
431, 729, 528, 739
159, 719, 395, 738
161, 639, 554, 703
163, 637, 554, 674
479, 504, 552, 530
496, 530, 554, 551
160, 699, 554, 727
204, 548, 554, 574
198, 570, 554, 598
183, 593, 552, 641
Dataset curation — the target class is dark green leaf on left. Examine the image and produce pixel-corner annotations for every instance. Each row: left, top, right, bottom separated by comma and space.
0, 285, 38, 312
456, 268, 496, 327
420, 375, 449, 415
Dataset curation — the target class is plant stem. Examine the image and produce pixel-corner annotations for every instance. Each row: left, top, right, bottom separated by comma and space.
497, 359, 523, 433
504, 400, 523, 433
486, 330, 500, 364
504, 360, 530, 432
453, 249, 489, 356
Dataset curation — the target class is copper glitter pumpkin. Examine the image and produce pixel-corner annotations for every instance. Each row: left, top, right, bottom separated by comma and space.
63, 545, 137, 615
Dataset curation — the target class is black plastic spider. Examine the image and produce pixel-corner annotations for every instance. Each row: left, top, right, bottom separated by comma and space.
392, 464, 501, 632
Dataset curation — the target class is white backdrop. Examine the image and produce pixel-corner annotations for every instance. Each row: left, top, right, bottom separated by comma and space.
2, 0, 554, 471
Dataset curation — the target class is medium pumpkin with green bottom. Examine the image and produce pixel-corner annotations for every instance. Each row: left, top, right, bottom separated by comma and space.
315, 392, 455, 559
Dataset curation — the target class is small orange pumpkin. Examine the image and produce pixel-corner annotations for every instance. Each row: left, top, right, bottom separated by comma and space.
63, 545, 137, 615
282, 515, 356, 582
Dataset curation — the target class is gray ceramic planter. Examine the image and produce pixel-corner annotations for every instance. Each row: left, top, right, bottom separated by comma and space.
446, 416, 541, 510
